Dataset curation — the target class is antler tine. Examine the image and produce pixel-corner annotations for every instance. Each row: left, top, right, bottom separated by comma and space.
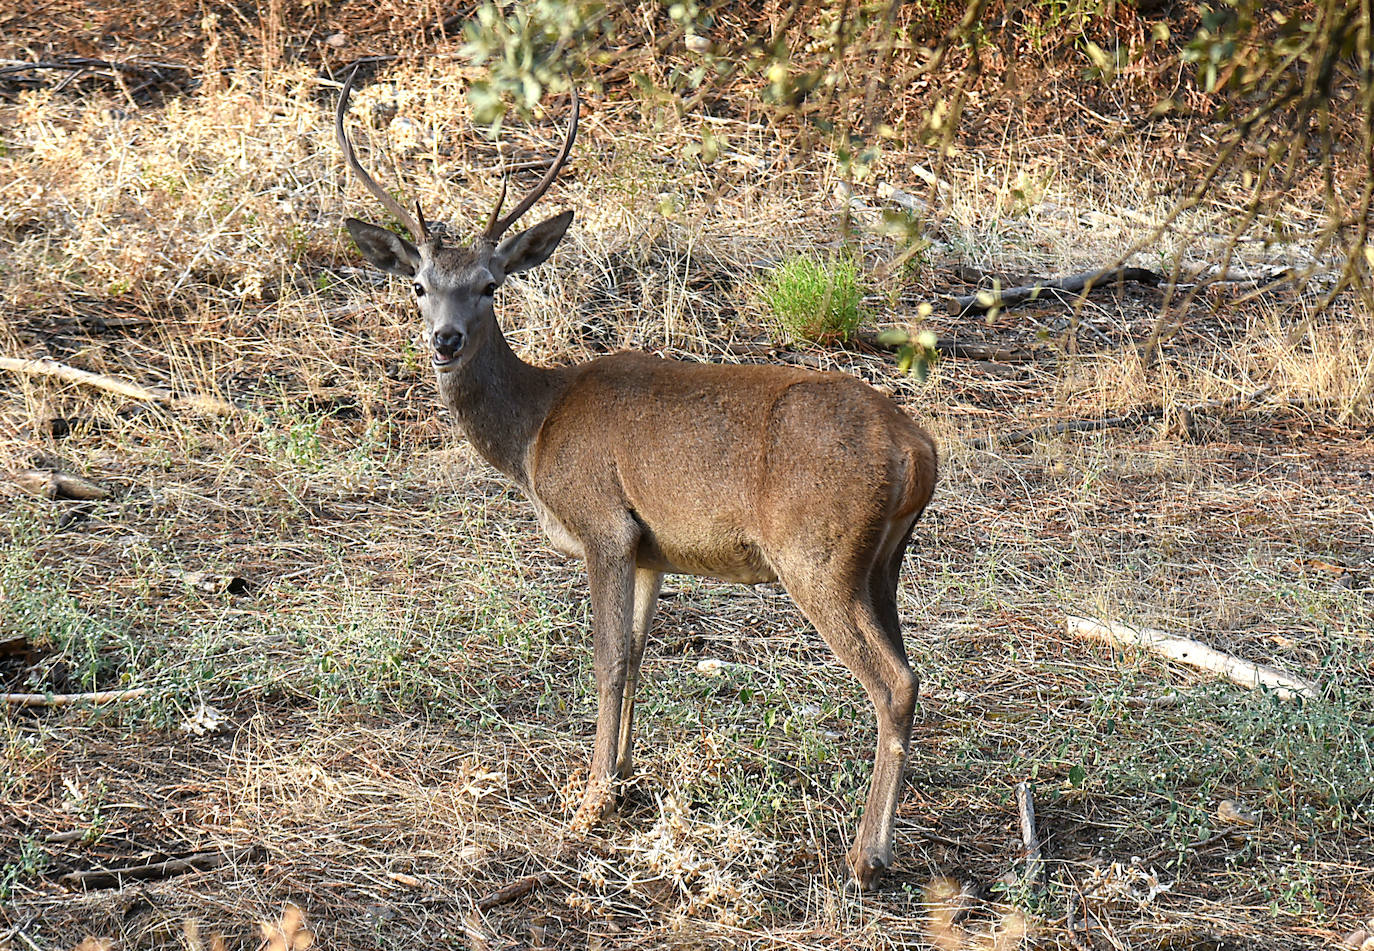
484, 154, 509, 238
414, 199, 430, 242
483, 85, 580, 243
335, 64, 426, 243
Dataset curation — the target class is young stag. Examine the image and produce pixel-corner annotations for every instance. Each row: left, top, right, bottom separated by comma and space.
336, 72, 938, 888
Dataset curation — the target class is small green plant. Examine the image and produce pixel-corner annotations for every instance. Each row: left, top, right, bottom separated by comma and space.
0, 836, 48, 899
762, 254, 866, 344
263, 405, 327, 471
1, 543, 138, 692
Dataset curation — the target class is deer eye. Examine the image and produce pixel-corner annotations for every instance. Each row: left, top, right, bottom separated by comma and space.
412, 282, 425, 297
481, 282, 497, 298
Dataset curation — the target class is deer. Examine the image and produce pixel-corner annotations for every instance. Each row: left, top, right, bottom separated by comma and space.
335, 69, 938, 889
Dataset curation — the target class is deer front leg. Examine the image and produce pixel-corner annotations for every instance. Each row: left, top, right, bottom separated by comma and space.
570, 542, 637, 832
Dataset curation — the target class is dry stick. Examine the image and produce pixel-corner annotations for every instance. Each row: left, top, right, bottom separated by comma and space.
929, 337, 1049, 365
1063, 883, 1095, 951
1134, 829, 1240, 868
59, 847, 260, 890
2, 688, 151, 708
966, 409, 1161, 451
1014, 782, 1045, 889
0, 356, 237, 416
1067, 616, 1319, 701
966, 385, 1273, 451
947, 267, 1162, 317
476, 871, 555, 910
859, 331, 1049, 365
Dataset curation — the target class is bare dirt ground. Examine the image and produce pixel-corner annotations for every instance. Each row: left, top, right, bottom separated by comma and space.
2, 3, 1372, 950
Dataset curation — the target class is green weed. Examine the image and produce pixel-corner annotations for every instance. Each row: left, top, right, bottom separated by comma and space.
0, 545, 144, 693
0, 836, 47, 900
762, 255, 866, 344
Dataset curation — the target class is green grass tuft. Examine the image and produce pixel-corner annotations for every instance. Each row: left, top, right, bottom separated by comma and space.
762, 255, 866, 344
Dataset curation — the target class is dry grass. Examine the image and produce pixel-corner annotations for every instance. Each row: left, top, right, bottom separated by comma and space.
2, 11, 1373, 951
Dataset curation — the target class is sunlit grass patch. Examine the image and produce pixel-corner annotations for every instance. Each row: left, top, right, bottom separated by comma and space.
762, 254, 867, 344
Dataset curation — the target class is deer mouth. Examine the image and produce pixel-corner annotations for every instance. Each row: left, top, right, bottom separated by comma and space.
431, 353, 460, 372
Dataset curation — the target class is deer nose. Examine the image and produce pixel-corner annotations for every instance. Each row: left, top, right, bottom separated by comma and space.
433, 329, 464, 360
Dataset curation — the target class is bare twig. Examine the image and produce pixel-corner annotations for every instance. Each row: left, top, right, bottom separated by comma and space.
59, 847, 261, 890
0, 57, 190, 80
0, 357, 237, 416
1067, 616, 1319, 701
1134, 829, 1242, 868
966, 409, 1162, 451
859, 331, 1050, 364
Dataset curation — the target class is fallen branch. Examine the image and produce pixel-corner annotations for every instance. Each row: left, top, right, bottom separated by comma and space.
59, 847, 260, 890
1014, 782, 1046, 889
3, 688, 151, 708
966, 409, 1161, 450
966, 385, 1272, 451
476, 871, 555, 910
44, 314, 153, 333
859, 331, 1049, 365
947, 266, 1162, 317
0, 357, 237, 416
1067, 616, 1318, 701
876, 181, 928, 213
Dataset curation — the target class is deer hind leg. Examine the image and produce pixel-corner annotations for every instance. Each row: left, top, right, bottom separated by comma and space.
778, 526, 919, 890
570, 534, 639, 832
852, 519, 920, 887
617, 568, 663, 782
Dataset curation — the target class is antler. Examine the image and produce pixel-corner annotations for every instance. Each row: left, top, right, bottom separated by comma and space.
336, 65, 428, 243
482, 86, 580, 244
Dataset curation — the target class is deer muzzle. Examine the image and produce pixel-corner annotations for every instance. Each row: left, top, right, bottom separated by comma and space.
432, 328, 465, 369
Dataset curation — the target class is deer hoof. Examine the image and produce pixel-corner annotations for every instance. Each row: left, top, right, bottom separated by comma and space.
849, 846, 891, 891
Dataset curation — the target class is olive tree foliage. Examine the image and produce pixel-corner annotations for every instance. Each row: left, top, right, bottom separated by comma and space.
460, 0, 1373, 372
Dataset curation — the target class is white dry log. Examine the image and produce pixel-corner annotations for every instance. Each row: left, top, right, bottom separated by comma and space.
1067, 616, 1318, 701
2, 688, 151, 708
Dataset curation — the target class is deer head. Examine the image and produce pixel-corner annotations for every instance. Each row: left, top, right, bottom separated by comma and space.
336, 67, 579, 372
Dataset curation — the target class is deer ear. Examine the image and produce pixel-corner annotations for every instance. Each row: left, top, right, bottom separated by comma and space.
493, 210, 573, 276
345, 218, 421, 277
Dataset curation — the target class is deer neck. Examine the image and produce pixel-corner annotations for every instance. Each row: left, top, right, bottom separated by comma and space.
435, 325, 564, 488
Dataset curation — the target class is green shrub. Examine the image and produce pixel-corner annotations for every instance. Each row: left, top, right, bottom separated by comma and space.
762, 255, 866, 344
